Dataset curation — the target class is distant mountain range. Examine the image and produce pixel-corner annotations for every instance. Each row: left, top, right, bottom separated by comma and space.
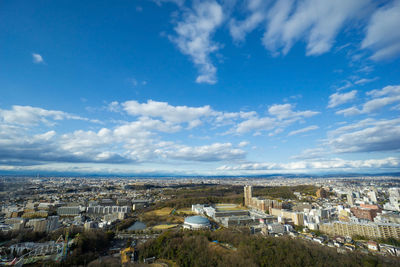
0, 170, 399, 178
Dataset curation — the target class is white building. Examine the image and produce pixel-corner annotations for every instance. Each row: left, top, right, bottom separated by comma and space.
183, 216, 211, 230
267, 223, 285, 234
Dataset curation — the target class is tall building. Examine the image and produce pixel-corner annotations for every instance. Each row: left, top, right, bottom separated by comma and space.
347, 192, 354, 206
385, 188, 400, 211
243, 186, 282, 212
244, 185, 252, 206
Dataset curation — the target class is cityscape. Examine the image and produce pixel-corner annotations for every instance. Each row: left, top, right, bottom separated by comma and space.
1, 0, 400, 266
0, 176, 399, 266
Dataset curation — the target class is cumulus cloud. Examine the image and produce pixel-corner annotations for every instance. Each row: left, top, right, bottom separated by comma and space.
328, 90, 357, 108
234, 116, 276, 134
0, 127, 130, 165
0, 102, 258, 166
327, 118, 400, 153
0, 96, 397, 174
122, 100, 214, 125
231, 103, 318, 134
336, 85, 400, 116
238, 141, 249, 147
32, 53, 44, 63
288, 125, 319, 136
217, 157, 399, 172
362, 0, 400, 60
171, 1, 224, 84
155, 142, 246, 162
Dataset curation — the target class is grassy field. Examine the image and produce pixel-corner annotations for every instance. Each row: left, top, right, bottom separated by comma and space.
176, 208, 196, 215
152, 224, 178, 230
146, 207, 174, 216
140, 207, 183, 227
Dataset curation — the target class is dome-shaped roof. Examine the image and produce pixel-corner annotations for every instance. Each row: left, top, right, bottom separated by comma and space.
184, 215, 210, 225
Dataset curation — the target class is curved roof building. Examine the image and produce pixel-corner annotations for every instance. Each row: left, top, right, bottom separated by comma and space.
183, 215, 211, 230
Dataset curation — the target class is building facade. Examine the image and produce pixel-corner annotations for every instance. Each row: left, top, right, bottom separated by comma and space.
320, 221, 400, 239
244, 186, 282, 212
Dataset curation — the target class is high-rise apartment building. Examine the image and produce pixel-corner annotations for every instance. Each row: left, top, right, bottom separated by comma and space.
244, 186, 282, 212
244, 185, 252, 206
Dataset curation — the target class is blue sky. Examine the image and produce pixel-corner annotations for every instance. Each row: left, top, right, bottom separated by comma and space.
1, 0, 400, 175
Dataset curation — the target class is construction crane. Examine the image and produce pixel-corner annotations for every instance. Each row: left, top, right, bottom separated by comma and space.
62, 230, 69, 261
55, 229, 69, 262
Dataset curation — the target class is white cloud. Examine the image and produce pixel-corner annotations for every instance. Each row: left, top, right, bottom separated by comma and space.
107, 101, 120, 112
238, 141, 249, 147
354, 77, 377, 85
335, 106, 362, 116
217, 157, 399, 172
33, 130, 56, 141
229, 0, 267, 42
171, 1, 223, 84
263, 0, 294, 55
156, 142, 246, 162
328, 90, 357, 108
336, 81, 353, 91
0, 105, 92, 126
336, 85, 400, 115
327, 118, 400, 153
362, 0, 400, 60
288, 125, 319, 136
231, 103, 318, 134
362, 95, 400, 113
263, 0, 371, 56
268, 103, 319, 120
234, 116, 276, 134
122, 100, 214, 125
157, 1, 396, 83
367, 85, 400, 97
32, 53, 44, 64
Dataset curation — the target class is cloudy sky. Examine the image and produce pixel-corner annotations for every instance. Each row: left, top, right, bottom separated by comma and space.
1, 0, 400, 175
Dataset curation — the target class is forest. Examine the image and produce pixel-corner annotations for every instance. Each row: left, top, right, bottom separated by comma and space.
138, 229, 398, 267
154, 184, 319, 209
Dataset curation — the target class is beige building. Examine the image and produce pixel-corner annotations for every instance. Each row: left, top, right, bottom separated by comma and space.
320, 221, 400, 239
270, 208, 304, 226
26, 218, 47, 232
244, 186, 282, 212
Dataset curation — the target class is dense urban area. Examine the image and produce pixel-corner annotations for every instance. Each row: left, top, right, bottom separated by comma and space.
0, 175, 399, 266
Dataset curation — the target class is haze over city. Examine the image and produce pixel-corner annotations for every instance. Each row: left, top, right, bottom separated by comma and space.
1, 0, 400, 176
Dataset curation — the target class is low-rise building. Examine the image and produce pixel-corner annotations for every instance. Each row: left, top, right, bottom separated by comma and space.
57, 206, 81, 216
